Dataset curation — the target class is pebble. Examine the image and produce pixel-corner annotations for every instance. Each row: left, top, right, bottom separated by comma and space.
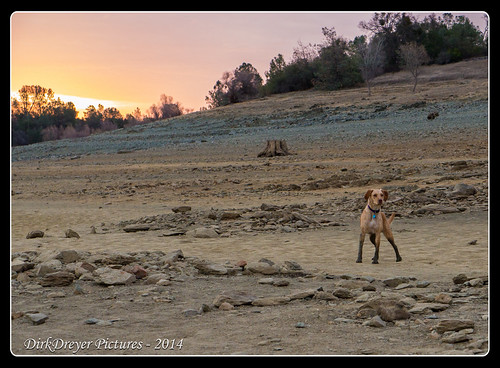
65, 229, 80, 238
182, 309, 201, 317
26, 230, 44, 239
93, 267, 136, 285
26, 313, 48, 325
363, 315, 386, 328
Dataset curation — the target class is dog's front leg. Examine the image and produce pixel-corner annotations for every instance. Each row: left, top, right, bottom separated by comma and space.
356, 232, 365, 263
372, 233, 381, 264
356, 233, 365, 263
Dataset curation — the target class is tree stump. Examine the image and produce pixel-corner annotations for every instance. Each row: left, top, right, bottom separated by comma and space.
257, 140, 291, 157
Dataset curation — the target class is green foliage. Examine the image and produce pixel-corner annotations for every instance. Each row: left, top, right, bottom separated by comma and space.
258, 12, 486, 101
312, 29, 363, 90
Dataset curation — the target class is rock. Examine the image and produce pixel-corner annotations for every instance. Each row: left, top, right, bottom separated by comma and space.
34, 249, 79, 264
25, 313, 48, 325
123, 224, 150, 232
382, 276, 409, 288
411, 204, 462, 215
156, 279, 171, 286
130, 265, 148, 279
247, 261, 279, 275
363, 315, 387, 328
213, 291, 256, 307
288, 289, 318, 300
314, 291, 337, 301
47, 291, 66, 298
144, 273, 168, 285
93, 267, 136, 285
260, 203, 280, 211
219, 211, 241, 220
427, 111, 439, 120
408, 302, 450, 314
11, 258, 34, 273
163, 249, 185, 264
441, 329, 472, 343
199, 304, 211, 313
434, 293, 453, 304
258, 277, 275, 285
26, 230, 44, 239
453, 273, 469, 284
34, 259, 63, 276
235, 260, 247, 270
192, 227, 219, 238
162, 230, 187, 237
447, 183, 477, 198
39, 271, 75, 287
273, 279, 290, 287
281, 260, 303, 273
182, 309, 201, 317
435, 319, 475, 334
416, 281, 431, 288
101, 252, 136, 265
252, 296, 290, 306
74, 261, 96, 277
65, 229, 80, 239
58, 250, 80, 263
193, 260, 228, 275
465, 278, 484, 287
357, 298, 410, 322
333, 287, 353, 299
84, 318, 113, 326
218, 302, 234, 311
172, 206, 191, 213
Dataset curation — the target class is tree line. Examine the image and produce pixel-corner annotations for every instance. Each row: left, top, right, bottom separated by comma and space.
205, 12, 487, 107
11, 86, 190, 146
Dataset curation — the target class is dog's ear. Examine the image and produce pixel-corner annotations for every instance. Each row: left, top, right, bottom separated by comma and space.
382, 190, 389, 201
364, 189, 373, 201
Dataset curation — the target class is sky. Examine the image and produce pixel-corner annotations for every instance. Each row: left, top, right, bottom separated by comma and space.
10, 11, 488, 117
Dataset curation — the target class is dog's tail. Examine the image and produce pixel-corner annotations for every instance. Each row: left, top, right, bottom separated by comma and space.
388, 213, 396, 224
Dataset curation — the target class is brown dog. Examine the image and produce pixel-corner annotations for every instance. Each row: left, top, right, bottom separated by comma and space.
356, 189, 402, 264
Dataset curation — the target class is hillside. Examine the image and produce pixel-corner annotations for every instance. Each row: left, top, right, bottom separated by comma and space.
11, 58, 487, 162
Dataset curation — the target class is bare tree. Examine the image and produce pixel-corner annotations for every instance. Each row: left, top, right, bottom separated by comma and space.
398, 42, 430, 92
356, 37, 385, 96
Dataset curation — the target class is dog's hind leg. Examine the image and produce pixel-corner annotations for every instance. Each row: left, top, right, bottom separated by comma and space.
383, 228, 402, 262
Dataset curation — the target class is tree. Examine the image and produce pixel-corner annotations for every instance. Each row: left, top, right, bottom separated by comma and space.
353, 35, 385, 96
264, 54, 286, 81
147, 94, 184, 120
313, 27, 362, 90
11, 85, 80, 145
205, 62, 263, 108
359, 12, 403, 72
16, 85, 54, 117
398, 42, 430, 92
83, 104, 104, 130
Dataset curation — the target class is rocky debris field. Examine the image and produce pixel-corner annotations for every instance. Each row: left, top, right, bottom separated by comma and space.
11, 248, 488, 355
100, 177, 486, 239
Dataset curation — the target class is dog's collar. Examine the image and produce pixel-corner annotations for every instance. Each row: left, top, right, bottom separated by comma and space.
368, 205, 380, 218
